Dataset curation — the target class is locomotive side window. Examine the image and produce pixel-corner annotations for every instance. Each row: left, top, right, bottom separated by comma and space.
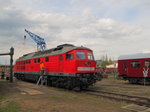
88, 52, 94, 60
26, 60, 30, 64
76, 52, 86, 59
34, 59, 37, 63
145, 60, 150, 68
60, 56, 63, 61
131, 61, 140, 68
38, 58, 40, 63
45, 57, 49, 62
66, 54, 74, 60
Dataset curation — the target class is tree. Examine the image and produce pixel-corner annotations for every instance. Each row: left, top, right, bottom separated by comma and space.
99, 55, 114, 68
101, 61, 110, 68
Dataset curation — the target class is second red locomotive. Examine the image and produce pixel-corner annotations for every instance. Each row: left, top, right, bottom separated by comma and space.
14, 44, 101, 89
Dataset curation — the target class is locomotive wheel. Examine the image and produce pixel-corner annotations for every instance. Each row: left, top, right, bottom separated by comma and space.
56, 80, 61, 88
47, 77, 52, 86
80, 86, 83, 90
17, 74, 21, 80
65, 80, 73, 90
21, 75, 25, 81
35, 75, 39, 83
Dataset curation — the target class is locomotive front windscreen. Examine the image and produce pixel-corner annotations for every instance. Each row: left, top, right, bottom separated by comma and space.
76, 52, 86, 59
88, 52, 94, 60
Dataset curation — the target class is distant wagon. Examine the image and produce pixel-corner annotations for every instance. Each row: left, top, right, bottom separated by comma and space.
118, 53, 150, 84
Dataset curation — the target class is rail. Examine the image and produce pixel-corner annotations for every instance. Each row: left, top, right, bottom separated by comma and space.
84, 89, 150, 107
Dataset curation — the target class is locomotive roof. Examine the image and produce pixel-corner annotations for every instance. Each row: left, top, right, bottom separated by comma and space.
118, 53, 150, 60
17, 44, 91, 61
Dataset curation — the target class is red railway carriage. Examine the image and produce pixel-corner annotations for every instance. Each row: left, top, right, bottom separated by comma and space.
14, 44, 100, 89
118, 53, 150, 84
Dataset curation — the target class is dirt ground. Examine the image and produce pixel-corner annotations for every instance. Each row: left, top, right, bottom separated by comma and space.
94, 76, 150, 97
0, 77, 145, 112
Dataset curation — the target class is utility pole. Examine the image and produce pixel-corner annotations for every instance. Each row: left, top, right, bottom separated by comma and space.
10, 47, 14, 82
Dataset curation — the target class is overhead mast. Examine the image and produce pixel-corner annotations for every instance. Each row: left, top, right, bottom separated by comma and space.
24, 29, 46, 51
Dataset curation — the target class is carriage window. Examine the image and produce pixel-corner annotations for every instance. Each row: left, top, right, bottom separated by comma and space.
145, 60, 150, 68
45, 57, 49, 62
76, 52, 86, 59
88, 52, 94, 60
131, 61, 140, 68
66, 54, 74, 60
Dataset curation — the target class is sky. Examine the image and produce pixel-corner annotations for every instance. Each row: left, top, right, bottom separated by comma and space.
0, 0, 150, 64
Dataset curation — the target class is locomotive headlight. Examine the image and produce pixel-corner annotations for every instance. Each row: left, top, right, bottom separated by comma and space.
77, 67, 95, 71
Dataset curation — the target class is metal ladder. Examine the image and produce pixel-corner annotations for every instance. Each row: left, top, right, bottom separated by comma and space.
37, 75, 47, 85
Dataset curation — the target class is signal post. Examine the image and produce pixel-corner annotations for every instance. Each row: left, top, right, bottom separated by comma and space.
0, 47, 14, 82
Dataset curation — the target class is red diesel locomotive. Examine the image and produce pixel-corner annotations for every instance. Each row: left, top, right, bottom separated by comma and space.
14, 44, 101, 89
118, 53, 150, 84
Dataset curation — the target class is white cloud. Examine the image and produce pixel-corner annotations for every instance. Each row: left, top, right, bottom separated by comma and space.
0, 0, 150, 64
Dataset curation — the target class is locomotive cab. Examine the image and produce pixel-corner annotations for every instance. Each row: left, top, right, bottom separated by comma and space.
63, 49, 96, 74
75, 50, 96, 73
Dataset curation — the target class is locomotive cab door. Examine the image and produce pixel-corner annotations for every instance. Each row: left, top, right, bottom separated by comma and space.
59, 55, 64, 73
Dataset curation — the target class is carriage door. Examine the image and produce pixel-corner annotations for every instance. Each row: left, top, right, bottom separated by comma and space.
122, 61, 127, 75
129, 61, 141, 77
59, 55, 64, 73
144, 60, 150, 77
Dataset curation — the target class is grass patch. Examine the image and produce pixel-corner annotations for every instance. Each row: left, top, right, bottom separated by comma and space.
0, 94, 9, 102
0, 101, 20, 112
0, 93, 20, 112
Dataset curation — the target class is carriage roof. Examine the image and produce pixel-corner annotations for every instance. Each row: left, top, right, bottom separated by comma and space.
118, 53, 150, 60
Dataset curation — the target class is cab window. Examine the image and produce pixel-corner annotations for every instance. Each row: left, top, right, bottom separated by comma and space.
88, 52, 94, 60
66, 54, 74, 60
76, 52, 86, 59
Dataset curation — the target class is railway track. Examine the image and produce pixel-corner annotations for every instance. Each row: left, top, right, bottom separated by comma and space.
83, 89, 150, 107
